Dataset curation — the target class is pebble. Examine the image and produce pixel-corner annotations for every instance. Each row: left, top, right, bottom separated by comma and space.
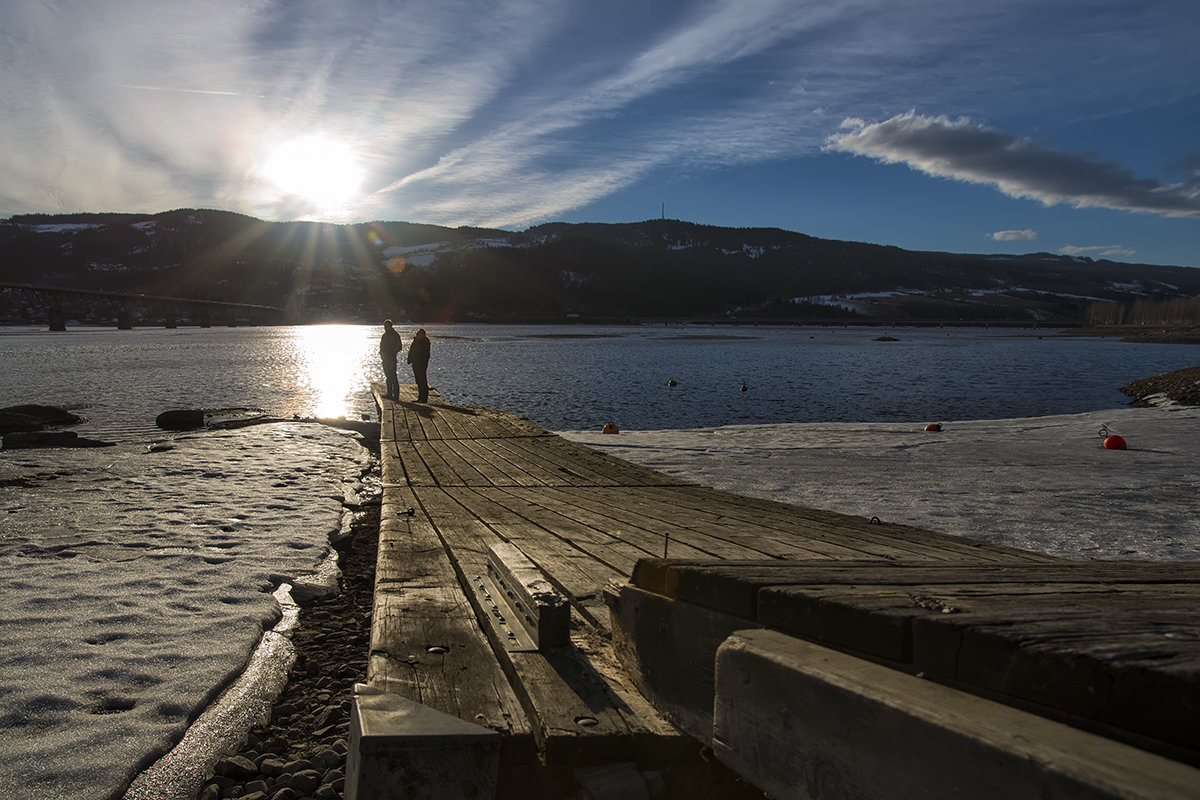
216, 755, 260, 780
289, 769, 323, 795
197, 499, 378, 800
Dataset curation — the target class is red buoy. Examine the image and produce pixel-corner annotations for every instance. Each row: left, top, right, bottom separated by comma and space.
924, 423, 941, 432
1103, 435, 1126, 450
602, 422, 620, 435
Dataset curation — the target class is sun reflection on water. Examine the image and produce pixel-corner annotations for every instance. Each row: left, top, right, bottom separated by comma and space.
288, 325, 375, 419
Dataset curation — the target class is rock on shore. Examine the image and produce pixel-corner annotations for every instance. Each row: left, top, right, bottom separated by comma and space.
0, 404, 114, 448
1121, 365, 1200, 406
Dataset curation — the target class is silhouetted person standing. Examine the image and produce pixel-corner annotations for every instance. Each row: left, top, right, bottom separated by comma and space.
379, 320, 402, 401
407, 328, 431, 403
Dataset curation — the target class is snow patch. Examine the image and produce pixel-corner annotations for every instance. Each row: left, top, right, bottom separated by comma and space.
0, 423, 368, 800
22, 223, 105, 234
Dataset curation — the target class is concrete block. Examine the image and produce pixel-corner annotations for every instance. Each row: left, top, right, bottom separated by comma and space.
345, 683, 500, 800
713, 629, 1200, 800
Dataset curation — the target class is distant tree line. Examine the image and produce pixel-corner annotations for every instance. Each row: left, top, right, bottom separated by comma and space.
1085, 297, 1200, 326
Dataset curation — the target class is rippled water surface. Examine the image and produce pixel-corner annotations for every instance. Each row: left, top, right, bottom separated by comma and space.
1, 323, 1197, 439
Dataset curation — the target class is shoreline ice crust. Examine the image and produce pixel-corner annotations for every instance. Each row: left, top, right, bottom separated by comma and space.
0, 423, 368, 800
561, 406, 1200, 562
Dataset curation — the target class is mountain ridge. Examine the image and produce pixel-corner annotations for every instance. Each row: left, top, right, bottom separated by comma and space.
3, 209, 1197, 324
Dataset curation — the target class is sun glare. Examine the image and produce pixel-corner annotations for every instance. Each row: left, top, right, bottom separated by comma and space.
262, 135, 365, 212
291, 325, 373, 419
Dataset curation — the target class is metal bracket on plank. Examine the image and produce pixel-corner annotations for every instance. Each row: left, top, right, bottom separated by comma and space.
469, 542, 569, 653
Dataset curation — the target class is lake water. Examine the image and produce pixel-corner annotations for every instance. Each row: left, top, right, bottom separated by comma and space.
2, 321, 1197, 800
1, 323, 1197, 440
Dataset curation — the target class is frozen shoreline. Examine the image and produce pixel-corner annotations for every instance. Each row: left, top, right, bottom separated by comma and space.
4, 404, 1199, 798
561, 405, 1200, 562
0, 423, 371, 800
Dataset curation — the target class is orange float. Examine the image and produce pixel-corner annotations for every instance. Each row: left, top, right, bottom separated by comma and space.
1103, 434, 1126, 450
924, 423, 942, 432
601, 422, 620, 435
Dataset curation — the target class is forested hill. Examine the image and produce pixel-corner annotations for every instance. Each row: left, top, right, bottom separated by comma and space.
3, 209, 1198, 324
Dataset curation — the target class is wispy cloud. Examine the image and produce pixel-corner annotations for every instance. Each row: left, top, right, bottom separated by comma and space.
827, 112, 1200, 218
2, 0, 1199, 247
1060, 244, 1137, 258
989, 229, 1038, 242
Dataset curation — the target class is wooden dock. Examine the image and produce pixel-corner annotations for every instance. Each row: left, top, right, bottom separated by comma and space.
348, 386, 1200, 800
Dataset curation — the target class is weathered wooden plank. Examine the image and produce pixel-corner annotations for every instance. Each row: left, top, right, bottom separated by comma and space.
630, 560, 1200, 621
505, 487, 719, 562
577, 486, 868, 560
369, 490, 531, 746
444, 404, 508, 441
619, 557, 1200, 766
438, 487, 626, 612
412, 441, 466, 486
620, 485, 949, 562
425, 402, 462, 441
430, 439, 498, 487
500, 434, 687, 488
489, 436, 620, 487
447, 406, 547, 440
440, 439, 511, 487
450, 437, 554, 488
418, 486, 612, 614
413, 403, 446, 442
476, 486, 660, 578
376, 390, 1200, 787
390, 442, 437, 486
713, 630, 1200, 800
540, 487, 782, 560
410, 492, 686, 766
477, 439, 578, 487
619, 491, 907, 561
368, 588, 528, 733
664, 484, 1055, 563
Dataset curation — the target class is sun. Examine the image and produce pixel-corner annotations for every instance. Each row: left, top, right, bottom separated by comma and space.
261, 135, 365, 211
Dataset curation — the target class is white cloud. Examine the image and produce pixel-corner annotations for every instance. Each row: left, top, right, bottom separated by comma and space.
990, 229, 1037, 242
827, 112, 1200, 218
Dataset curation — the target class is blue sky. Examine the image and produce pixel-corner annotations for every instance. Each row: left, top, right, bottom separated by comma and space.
2, 0, 1198, 267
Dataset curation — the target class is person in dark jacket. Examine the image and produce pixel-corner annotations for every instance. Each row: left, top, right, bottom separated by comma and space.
379, 320, 403, 401
406, 328, 431, 403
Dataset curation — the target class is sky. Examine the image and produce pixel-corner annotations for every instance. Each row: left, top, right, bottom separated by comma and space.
1, 0, 1198, 267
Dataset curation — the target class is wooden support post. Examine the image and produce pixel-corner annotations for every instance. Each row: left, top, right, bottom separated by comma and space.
713, 629, 1200, 800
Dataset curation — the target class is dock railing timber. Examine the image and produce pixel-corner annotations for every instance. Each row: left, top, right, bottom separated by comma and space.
348, 384, 1200, 800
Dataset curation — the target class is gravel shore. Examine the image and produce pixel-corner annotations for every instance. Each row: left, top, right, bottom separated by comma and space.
1121, 364, 1200, 406
197, 500, 379, 800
